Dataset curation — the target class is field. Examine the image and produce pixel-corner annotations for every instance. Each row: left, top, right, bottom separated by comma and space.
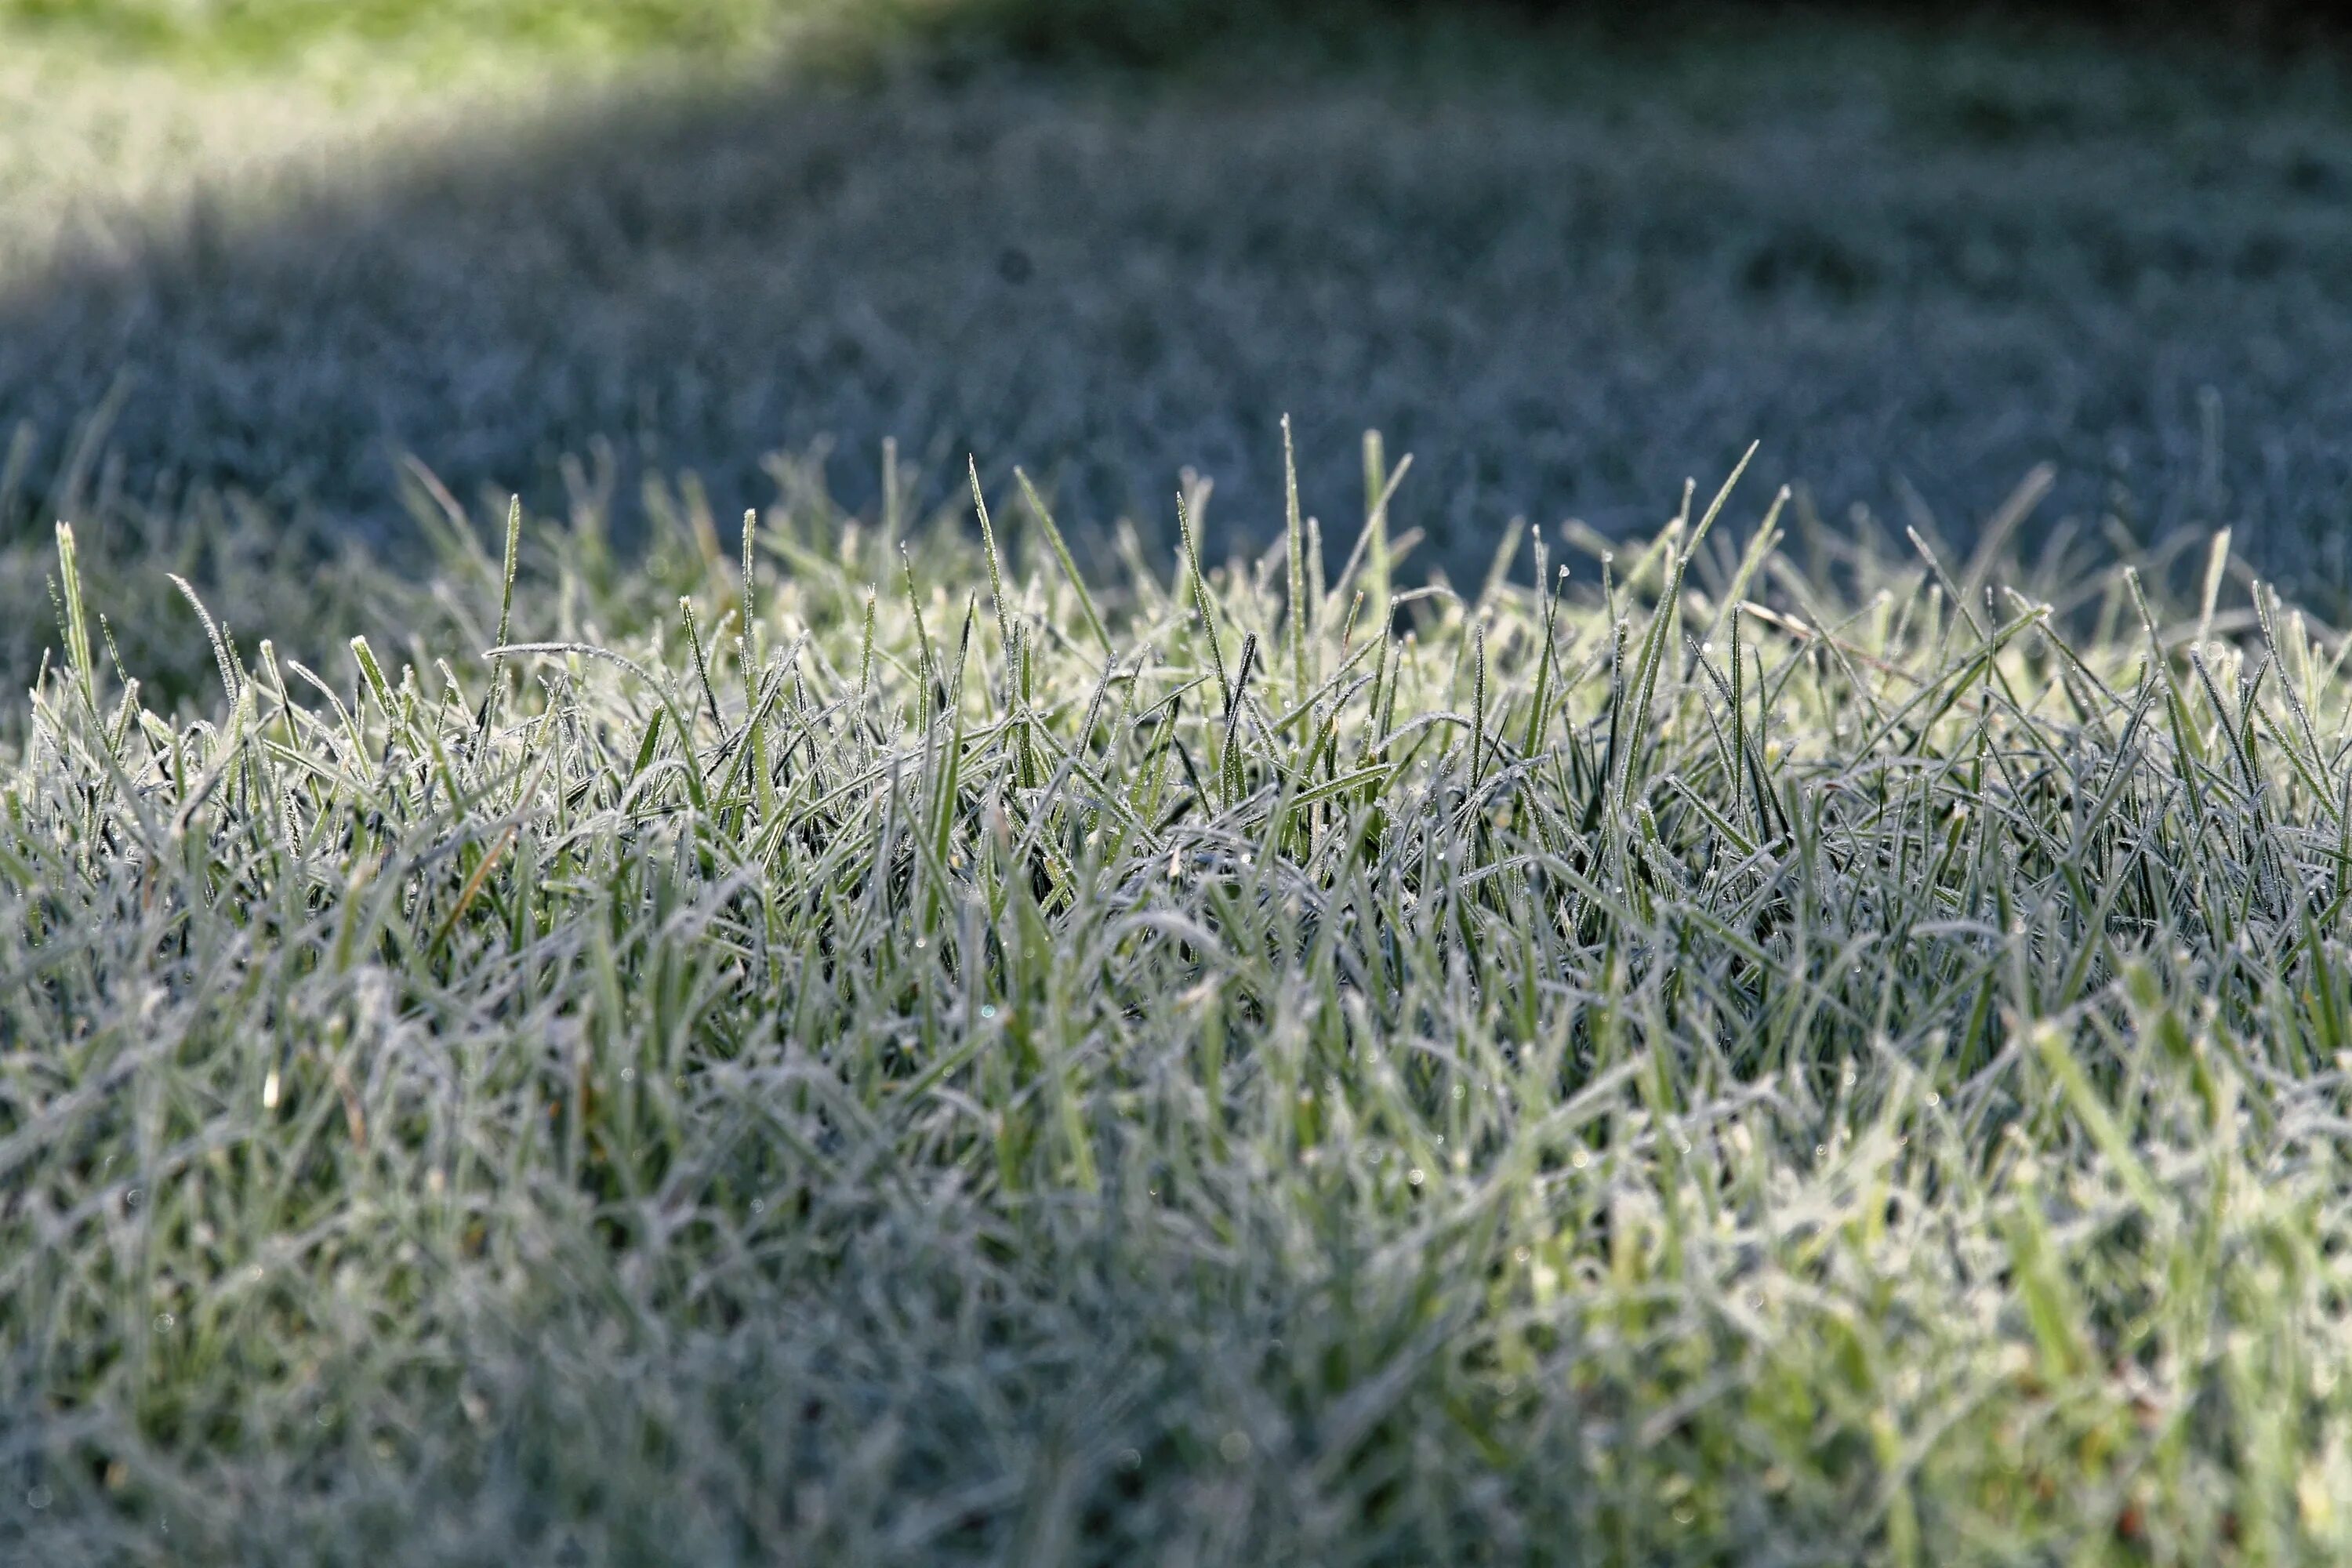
9, 443, 2352, 1563
5, 3, 2352, 597
10, 5, 2352, 1566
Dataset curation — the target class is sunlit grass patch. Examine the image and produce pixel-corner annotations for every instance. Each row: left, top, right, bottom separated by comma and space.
0, 0, 837, 66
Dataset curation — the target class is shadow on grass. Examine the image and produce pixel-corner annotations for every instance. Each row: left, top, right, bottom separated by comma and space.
3, 5, 2352, 592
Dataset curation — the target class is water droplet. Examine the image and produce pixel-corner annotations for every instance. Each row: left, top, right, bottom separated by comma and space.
1119, 1448, 1142, 1472
750, 1199, 765, 1214
1219, 1432, 1252, 1464
123, 1188, 140, 1208
980, 1004, 996, 1020
153, 1313, 174, 1333
1512, 1247, 1532, 1265
913, 938, 927, 950
26, 1486, 51, 1510
1406, 1168, 1425, 1187
619, 1067, 635, 1083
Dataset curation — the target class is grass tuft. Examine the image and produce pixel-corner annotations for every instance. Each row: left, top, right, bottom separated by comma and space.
8, 442, 2352, 1563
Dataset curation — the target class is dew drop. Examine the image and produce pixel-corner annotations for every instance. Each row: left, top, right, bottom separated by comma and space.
154, 1313, 174, 1332
980, 1004, 997, 1020
750, 1199, 765, 1214
26, 1486, 52, 1510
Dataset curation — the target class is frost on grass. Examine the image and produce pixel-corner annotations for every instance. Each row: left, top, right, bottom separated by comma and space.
7, 445, 2352, 1565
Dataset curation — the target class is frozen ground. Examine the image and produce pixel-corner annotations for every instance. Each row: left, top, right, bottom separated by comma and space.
3, 13, 2351, 584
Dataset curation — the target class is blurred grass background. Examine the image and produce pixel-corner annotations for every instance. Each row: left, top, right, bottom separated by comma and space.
0, 0, 828, 61
3, 0, 2338, 65
2, 0, 2350, 624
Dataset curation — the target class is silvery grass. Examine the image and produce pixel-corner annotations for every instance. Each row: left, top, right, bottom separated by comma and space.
13, 18, 2352, 594
7, 435, 2352, 1566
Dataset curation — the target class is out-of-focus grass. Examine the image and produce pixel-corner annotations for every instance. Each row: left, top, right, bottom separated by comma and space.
9, 9, 2352, 601
0, 0, 834, 67
0, 0, 1379, 72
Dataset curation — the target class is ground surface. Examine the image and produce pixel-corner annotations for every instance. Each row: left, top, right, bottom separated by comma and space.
4, 8, 2352, 586
10, 459, 2352, 1566
12, 9, 2352, 1566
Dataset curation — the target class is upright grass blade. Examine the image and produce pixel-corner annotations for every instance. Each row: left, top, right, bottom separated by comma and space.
1176, 487, 1229, 707
969, 457, 1017, 685
1284, 413, 1308, 694
1014, 468, 1111, 656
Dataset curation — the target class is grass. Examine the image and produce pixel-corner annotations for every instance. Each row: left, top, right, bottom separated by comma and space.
6, 4, 2352, 597
0, 0, 1393, 72
0, 0, 855, 68
9, 434, 2352, 1564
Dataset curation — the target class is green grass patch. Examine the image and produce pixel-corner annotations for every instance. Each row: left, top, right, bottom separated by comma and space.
0, 0, 825, 63
0, 0, 1560, 74
0, 0, 1315, 70
7, 442, 2352, 1563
